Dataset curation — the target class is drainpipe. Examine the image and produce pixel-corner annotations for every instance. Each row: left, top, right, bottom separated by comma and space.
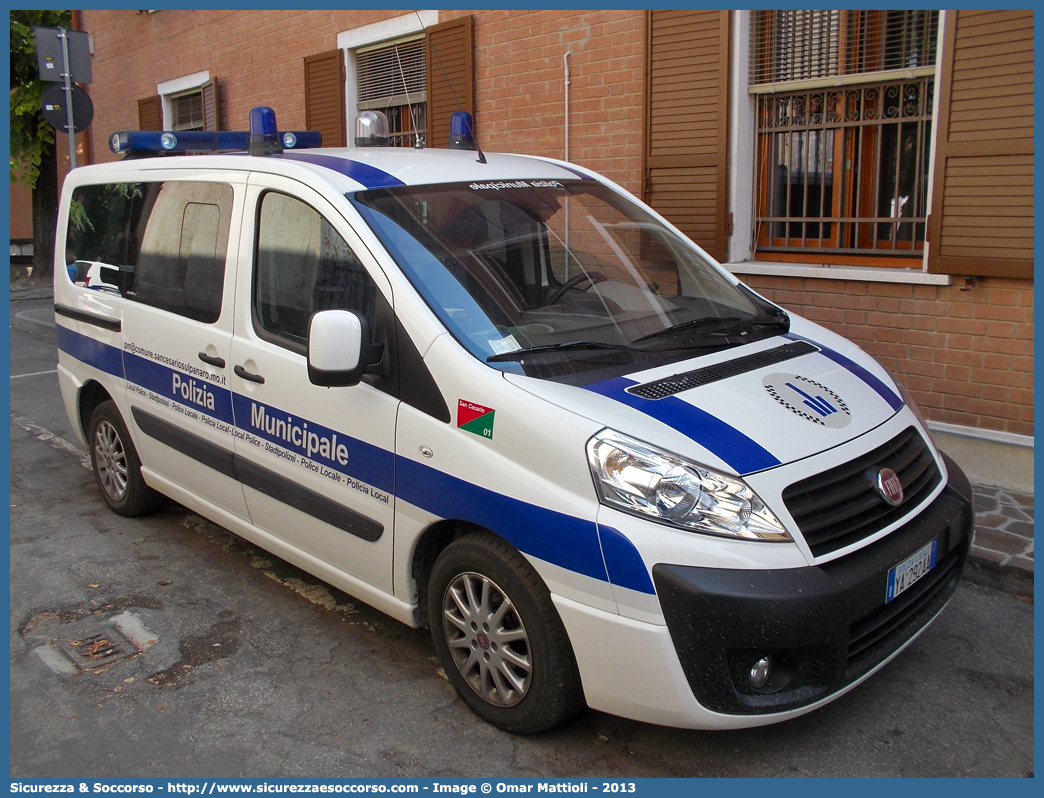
563, 49, 572, 278
563, 49, 572, 162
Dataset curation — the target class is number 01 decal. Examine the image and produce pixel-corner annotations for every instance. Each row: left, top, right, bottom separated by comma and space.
457, 399, 495, 440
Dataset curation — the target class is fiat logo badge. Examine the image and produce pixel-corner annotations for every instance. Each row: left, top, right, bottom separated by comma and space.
476, 632, 489, 650
875, 467, 904, 506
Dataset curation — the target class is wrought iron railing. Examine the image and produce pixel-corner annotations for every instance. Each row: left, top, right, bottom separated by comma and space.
754, 77, 933, 256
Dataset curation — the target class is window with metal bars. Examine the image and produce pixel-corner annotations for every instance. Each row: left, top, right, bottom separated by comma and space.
749, 11, 939, 259
356, 36, 427, 148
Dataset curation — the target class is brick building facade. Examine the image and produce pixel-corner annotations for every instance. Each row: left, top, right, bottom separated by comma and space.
70, 9, 1035, 447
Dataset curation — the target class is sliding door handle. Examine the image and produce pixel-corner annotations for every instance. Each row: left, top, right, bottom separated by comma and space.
234, 364, 265, 384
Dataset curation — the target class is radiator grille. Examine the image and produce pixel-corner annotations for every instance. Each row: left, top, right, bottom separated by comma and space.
783, 427, 941, 557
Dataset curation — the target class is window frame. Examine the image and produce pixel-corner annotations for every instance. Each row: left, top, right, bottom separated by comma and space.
67, 179, 235, 323
338, 11, 439, 148
725, 9, 952, 284
156, 71, 219, 133
251, 189, 382, 356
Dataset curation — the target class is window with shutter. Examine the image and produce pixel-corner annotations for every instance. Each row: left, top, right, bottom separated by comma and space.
749, 11, 939, 262
356, 36, 427, 148
147, 74, 219, 134
171, 89, 204, 131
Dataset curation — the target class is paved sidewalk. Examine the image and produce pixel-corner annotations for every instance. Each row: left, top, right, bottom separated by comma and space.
12, 280, 1033, 595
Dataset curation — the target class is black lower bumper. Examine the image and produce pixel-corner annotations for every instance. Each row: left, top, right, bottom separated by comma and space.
652, 453, 974, 716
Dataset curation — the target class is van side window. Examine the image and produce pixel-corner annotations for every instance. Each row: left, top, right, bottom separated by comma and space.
66, 181, 233, 324
254, 191, 377, 349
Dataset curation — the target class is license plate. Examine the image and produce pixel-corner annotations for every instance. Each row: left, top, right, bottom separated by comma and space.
886, 538, 938, 602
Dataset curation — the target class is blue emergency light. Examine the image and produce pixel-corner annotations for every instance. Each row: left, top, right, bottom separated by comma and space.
108, 106, 322, 156
448, 111, 476, 150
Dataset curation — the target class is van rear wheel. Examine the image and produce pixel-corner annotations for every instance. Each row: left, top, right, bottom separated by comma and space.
428, 532, 584, 733
88, 401, 163, 516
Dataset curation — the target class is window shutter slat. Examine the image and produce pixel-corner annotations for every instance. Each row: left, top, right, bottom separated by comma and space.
644, 10, 730, 261
927, 10, 1034, 278
201, 77, 220, 132
138, 95, 162, 131
425, 16, 474, 149
305, 50, 346, 147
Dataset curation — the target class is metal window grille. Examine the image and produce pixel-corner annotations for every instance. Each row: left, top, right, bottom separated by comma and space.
749, 11, 939, 89
171, 90, 204, 132
755, 77, 934, 255
356, 37, 427, 147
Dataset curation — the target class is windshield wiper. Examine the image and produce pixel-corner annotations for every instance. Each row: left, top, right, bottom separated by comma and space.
487, 340, 633, 362
632, 313, 789, 345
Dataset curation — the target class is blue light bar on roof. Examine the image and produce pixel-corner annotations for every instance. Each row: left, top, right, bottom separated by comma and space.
109, 129, 322, 155
108, 106, 322, 156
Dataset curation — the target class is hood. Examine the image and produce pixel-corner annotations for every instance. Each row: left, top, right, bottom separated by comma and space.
503, 318, 904, 477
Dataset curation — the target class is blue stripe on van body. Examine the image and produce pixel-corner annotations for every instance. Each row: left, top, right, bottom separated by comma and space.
584, 376, 781, 476
229, 392, 396, 495
276, 152, 406, 189
395, 456, 627, 590
55, 325, 125, 378
784, 332, 904, 412
597, 525, 656, 594
57, 322, 656, 596
124, 352, 236, 426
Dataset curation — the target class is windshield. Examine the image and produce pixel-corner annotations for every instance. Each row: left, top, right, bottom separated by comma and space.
351, 179, 786, 380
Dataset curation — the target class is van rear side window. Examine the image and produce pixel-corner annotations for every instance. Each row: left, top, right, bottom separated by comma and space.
67, 181, 233, 323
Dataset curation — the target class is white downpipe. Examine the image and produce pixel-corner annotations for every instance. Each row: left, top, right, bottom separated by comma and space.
564, 48, 572, 278
564, 48, 572, 162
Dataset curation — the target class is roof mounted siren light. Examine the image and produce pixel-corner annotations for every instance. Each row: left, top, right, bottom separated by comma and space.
355, 111, 391, 147
107, 106, 321, 157
448, 111, 476, 150
249, 106, 282, 156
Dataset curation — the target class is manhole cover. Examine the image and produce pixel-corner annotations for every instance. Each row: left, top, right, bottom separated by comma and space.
55, 624, 139, 671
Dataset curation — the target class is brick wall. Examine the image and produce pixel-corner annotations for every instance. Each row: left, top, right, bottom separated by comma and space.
77, 10, 1034, 438
83, 9, 647, 194
81, 9, 403, 162
461, 10, 646, 196
736, 274, 1034, 437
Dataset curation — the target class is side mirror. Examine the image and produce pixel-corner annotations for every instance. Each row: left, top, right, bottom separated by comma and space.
307, 310, 384, 387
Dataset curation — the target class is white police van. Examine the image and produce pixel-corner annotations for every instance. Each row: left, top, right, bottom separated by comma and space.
54, 107, 973, 733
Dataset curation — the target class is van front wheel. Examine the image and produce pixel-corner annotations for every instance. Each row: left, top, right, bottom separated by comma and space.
88, 401, 163, 516
428, 532, 584, 733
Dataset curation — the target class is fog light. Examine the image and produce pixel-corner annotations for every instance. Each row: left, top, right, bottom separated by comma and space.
750, 656, 772, 689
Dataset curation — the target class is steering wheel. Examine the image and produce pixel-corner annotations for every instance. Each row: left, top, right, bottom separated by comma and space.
546, 273, 597, 305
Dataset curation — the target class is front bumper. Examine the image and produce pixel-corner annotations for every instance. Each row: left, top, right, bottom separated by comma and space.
652, 452, 974, 716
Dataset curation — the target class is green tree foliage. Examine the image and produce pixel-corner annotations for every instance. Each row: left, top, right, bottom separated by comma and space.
10, 9, 71, 188
11, 10, 72, 282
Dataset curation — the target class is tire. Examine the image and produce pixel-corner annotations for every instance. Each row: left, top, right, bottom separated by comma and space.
428, 532, 585, 733
88, 401, 163, 516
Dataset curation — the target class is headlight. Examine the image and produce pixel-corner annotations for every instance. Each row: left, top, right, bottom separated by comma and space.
586, 430, 791, 541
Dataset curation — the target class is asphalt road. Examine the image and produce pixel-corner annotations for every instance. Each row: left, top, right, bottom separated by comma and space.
8, 301, 1035, 778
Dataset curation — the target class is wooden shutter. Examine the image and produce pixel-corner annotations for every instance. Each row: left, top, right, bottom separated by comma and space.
644, 11, 731, 261
927, 11, 1033, 278
138, 95, 162, 130
425, 16, 474, 149
201, 77, 220, 132
305, 50, 346, 147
